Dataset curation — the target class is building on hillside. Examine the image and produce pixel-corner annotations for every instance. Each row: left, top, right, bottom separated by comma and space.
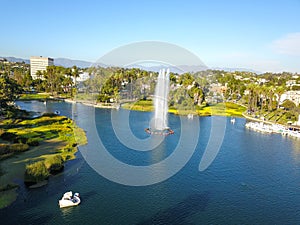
30, 56, 54, 79
74, 72, 90, 83
286, 80, 297, 87
280, 91, 300, 106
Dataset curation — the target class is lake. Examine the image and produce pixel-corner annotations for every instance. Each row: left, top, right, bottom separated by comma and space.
1, 100, 300, 224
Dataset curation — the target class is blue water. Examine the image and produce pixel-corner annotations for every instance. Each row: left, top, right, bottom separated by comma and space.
1, 100, 300, 224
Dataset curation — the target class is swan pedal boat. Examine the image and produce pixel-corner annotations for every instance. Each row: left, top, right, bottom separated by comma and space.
59, 191, 80, 208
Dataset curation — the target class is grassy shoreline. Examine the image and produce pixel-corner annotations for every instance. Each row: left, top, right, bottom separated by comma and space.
0, 113, 87, 209
19, 93, 50, 101
122, 100, 247, 117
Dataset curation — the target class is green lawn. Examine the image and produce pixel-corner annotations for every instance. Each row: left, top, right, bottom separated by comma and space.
197, 102, 246, 117
19, 93, 50, 100
0, 115, 87, 208
122, 100, 246, 117
122, 100, 154, 111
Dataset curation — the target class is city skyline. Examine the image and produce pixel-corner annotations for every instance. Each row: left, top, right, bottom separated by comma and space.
1, 0, 300, 73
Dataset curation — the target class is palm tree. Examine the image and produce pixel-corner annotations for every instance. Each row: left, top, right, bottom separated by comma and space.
44, 66, 56, 95
72, 66, 79, 97
267, 86, 275, 112
65, 68, 73, 98
275, 86, 286, 109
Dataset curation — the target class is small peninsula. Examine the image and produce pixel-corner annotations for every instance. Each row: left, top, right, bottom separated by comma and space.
0, 112, 87, 209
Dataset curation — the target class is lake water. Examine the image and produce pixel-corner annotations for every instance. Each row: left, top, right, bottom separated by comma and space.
1, 100, 300, 224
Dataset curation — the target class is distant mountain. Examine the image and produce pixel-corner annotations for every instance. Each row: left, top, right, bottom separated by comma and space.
2, 57, 30, 64
126, 64, 208, 74
1, 56, 93, 68
211, 67, 261, 74
1, 56, 262, 74
54, 58, 92, 68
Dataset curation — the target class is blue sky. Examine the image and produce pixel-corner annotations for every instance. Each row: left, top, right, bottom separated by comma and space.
1, 0, 300, 72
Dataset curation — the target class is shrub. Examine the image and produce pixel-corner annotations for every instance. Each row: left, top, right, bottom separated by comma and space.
72, 142, 77, 147
24, 161, 49, 183
0, 132, 17, 142
8, 143, 29, 152
62, 145, 73, 153
15, 137, 28, 144
0, 143, 29, 155
26, 138, 39, 146
42, 112, 56, 117
45, 155, 64, 173
0, 144, 9, 155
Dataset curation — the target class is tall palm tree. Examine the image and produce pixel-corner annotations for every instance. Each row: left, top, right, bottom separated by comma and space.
275, 86, 285, 109
71, 66, 79, 98
44, 66, 56, 95
267, 86, 275, 111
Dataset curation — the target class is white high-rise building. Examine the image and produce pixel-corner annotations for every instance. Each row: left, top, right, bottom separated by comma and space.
30, 56, 54, 79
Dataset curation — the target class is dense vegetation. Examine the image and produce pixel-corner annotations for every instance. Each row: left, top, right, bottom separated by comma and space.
0, 113, 87, 208
0, 114, 86, 176
1, 59, 300, 124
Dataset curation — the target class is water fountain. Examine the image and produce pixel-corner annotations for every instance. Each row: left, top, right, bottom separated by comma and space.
145, 68, 174, 135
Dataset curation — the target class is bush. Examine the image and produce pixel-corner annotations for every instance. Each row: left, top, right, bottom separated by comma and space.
24, 161, 49, 183
8, 143, 29, 152
42, 112, 57, 117
62, 145, 73, 153
15, 137, 28, 144
0, 144, 9, 155
0, 132, 17, 142
72, 142, 77, 147
0, 143, 29, 155
26, 138, 39, 146
46, 155, 64, 173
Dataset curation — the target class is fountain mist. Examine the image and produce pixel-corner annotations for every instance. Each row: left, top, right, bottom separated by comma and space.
151, 68, 170, 131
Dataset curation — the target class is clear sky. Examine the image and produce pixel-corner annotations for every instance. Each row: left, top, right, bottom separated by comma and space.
1, 0, 300, 72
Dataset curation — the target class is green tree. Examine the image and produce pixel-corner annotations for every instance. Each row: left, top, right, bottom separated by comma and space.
281, 100, 296, 110
0, 74, 22, 109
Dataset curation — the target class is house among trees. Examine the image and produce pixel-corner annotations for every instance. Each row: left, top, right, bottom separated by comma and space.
280, 91, 300, 106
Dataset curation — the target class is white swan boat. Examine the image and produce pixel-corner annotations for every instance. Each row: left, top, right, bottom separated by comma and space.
59, 191, 81, 208
230, 118, 236, 124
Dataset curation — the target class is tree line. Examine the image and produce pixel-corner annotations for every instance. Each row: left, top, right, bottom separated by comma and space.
1, 59, 299, 121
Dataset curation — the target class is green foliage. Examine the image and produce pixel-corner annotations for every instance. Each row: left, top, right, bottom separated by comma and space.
0, 144, 9, 155
98, 94, 111, 102
26, 138, 39, 146
8, 143, 29, 152
0, 132, 18, 142
24, 161, 49, 183
291, 85, 300, 91
281, 100, 296, 110
123, 100, 154, 111
19, 93, 50, 100
0, 74, 22, 105
0, 143, 29, 155
45, 155, 64, 173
